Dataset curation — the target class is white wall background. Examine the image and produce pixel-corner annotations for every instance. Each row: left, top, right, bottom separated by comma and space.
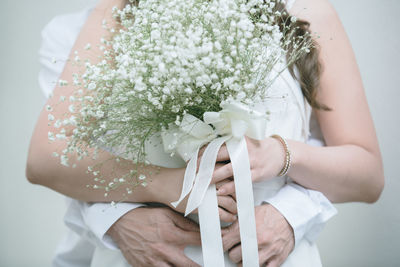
0, 0, 399, 266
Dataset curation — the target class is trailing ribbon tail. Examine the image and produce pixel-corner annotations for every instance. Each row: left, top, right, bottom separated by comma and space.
227, 138, 259, 266
170, 147, 199, 208
198, 184, 225, 267
175, 136, 229, 267
184, 136, 230, 216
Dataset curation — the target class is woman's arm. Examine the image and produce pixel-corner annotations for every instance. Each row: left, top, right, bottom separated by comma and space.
26, 0, 184, 206
287, 0, 384, 203
214, 0, 384, 204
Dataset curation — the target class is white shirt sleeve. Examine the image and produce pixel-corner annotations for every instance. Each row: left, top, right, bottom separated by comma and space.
63, 198, 146, 250
264, 183, 336, 245
52, 226, 95, 267
263, 113, 337, 246
39, 7, 147, 252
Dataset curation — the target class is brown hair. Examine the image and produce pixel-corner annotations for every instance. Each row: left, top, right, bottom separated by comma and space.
122, 0, 330, 111
274, 1, 330, 111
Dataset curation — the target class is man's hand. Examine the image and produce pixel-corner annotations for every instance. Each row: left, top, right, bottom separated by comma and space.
222, 204, 294, 266
107, 207, 201, 267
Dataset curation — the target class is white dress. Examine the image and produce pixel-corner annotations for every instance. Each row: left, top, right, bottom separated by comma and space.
90, 1, 322, 265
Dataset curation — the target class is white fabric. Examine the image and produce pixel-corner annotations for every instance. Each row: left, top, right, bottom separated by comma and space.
38, 3, 336, 267
52, 225, 94, 267
63, 199, 146, 250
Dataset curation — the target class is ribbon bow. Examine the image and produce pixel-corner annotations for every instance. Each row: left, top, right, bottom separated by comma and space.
161, 101, 268, 267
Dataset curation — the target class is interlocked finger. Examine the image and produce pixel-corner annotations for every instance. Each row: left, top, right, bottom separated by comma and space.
228, 244, 242, 264
219, 207, 237, 223
215, 178, 233, 189
217, 181, 235, 196
217, 195, 237, 214
265, 255, 280, 267
259, 246, 278, 266
212, 163, 233, 184
221, 221, 240, 251
164, 247, 201, 267
216, 144, 230, 162
156, 262, 172, 267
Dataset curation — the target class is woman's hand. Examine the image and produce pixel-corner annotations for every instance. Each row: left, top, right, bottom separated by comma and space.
208, 137, 286, 195
170, 174, 238, 223
216, 178, 237, 222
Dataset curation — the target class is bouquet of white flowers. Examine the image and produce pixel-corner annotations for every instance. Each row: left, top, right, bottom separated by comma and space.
48, 0, 312, 265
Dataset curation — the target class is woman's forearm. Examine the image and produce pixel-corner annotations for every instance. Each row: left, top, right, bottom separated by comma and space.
26, 135, 185, 205
213, 135, 383, 204
288, 140, 384, 203
26, 0, 184, 207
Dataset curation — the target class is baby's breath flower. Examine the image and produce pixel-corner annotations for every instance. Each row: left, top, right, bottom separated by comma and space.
68, 104, 75, 113
53, 120, 61, 128
48, 132, 55, 141
60, 155, 69, 167
58, 80, 68, 86
56, 133, 66, 140
87, 82, 96, 90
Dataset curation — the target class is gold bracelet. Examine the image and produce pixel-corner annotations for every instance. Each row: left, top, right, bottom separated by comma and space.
270, 134, 291, 177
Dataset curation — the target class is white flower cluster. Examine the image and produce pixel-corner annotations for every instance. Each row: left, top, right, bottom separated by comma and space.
48, 0, 312, 195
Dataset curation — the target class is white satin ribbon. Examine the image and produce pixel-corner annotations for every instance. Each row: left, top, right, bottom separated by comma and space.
162, 114, 217, 208
226, 138, 259, 266
161, 101, 268, 267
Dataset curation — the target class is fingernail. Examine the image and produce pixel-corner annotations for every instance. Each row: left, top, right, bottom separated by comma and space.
217, 188, 225, 195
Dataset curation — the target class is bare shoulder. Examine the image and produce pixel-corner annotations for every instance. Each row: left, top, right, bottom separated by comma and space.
290, 0, 336, 20
290, 0, 341, 42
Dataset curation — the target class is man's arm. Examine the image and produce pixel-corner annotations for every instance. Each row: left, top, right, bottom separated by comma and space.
264, 182, 336, 245
66, 200, 146, 249
107, 207, 202, 266
63, 199, 202, 266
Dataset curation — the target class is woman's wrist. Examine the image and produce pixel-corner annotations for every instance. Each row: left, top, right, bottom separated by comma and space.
285, 140, 306, 180
270, 135, 292, 177
141, 166, 186, 207
121, 165, 186, 205
269, 136, 306, 181
160, 167, 186, 207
